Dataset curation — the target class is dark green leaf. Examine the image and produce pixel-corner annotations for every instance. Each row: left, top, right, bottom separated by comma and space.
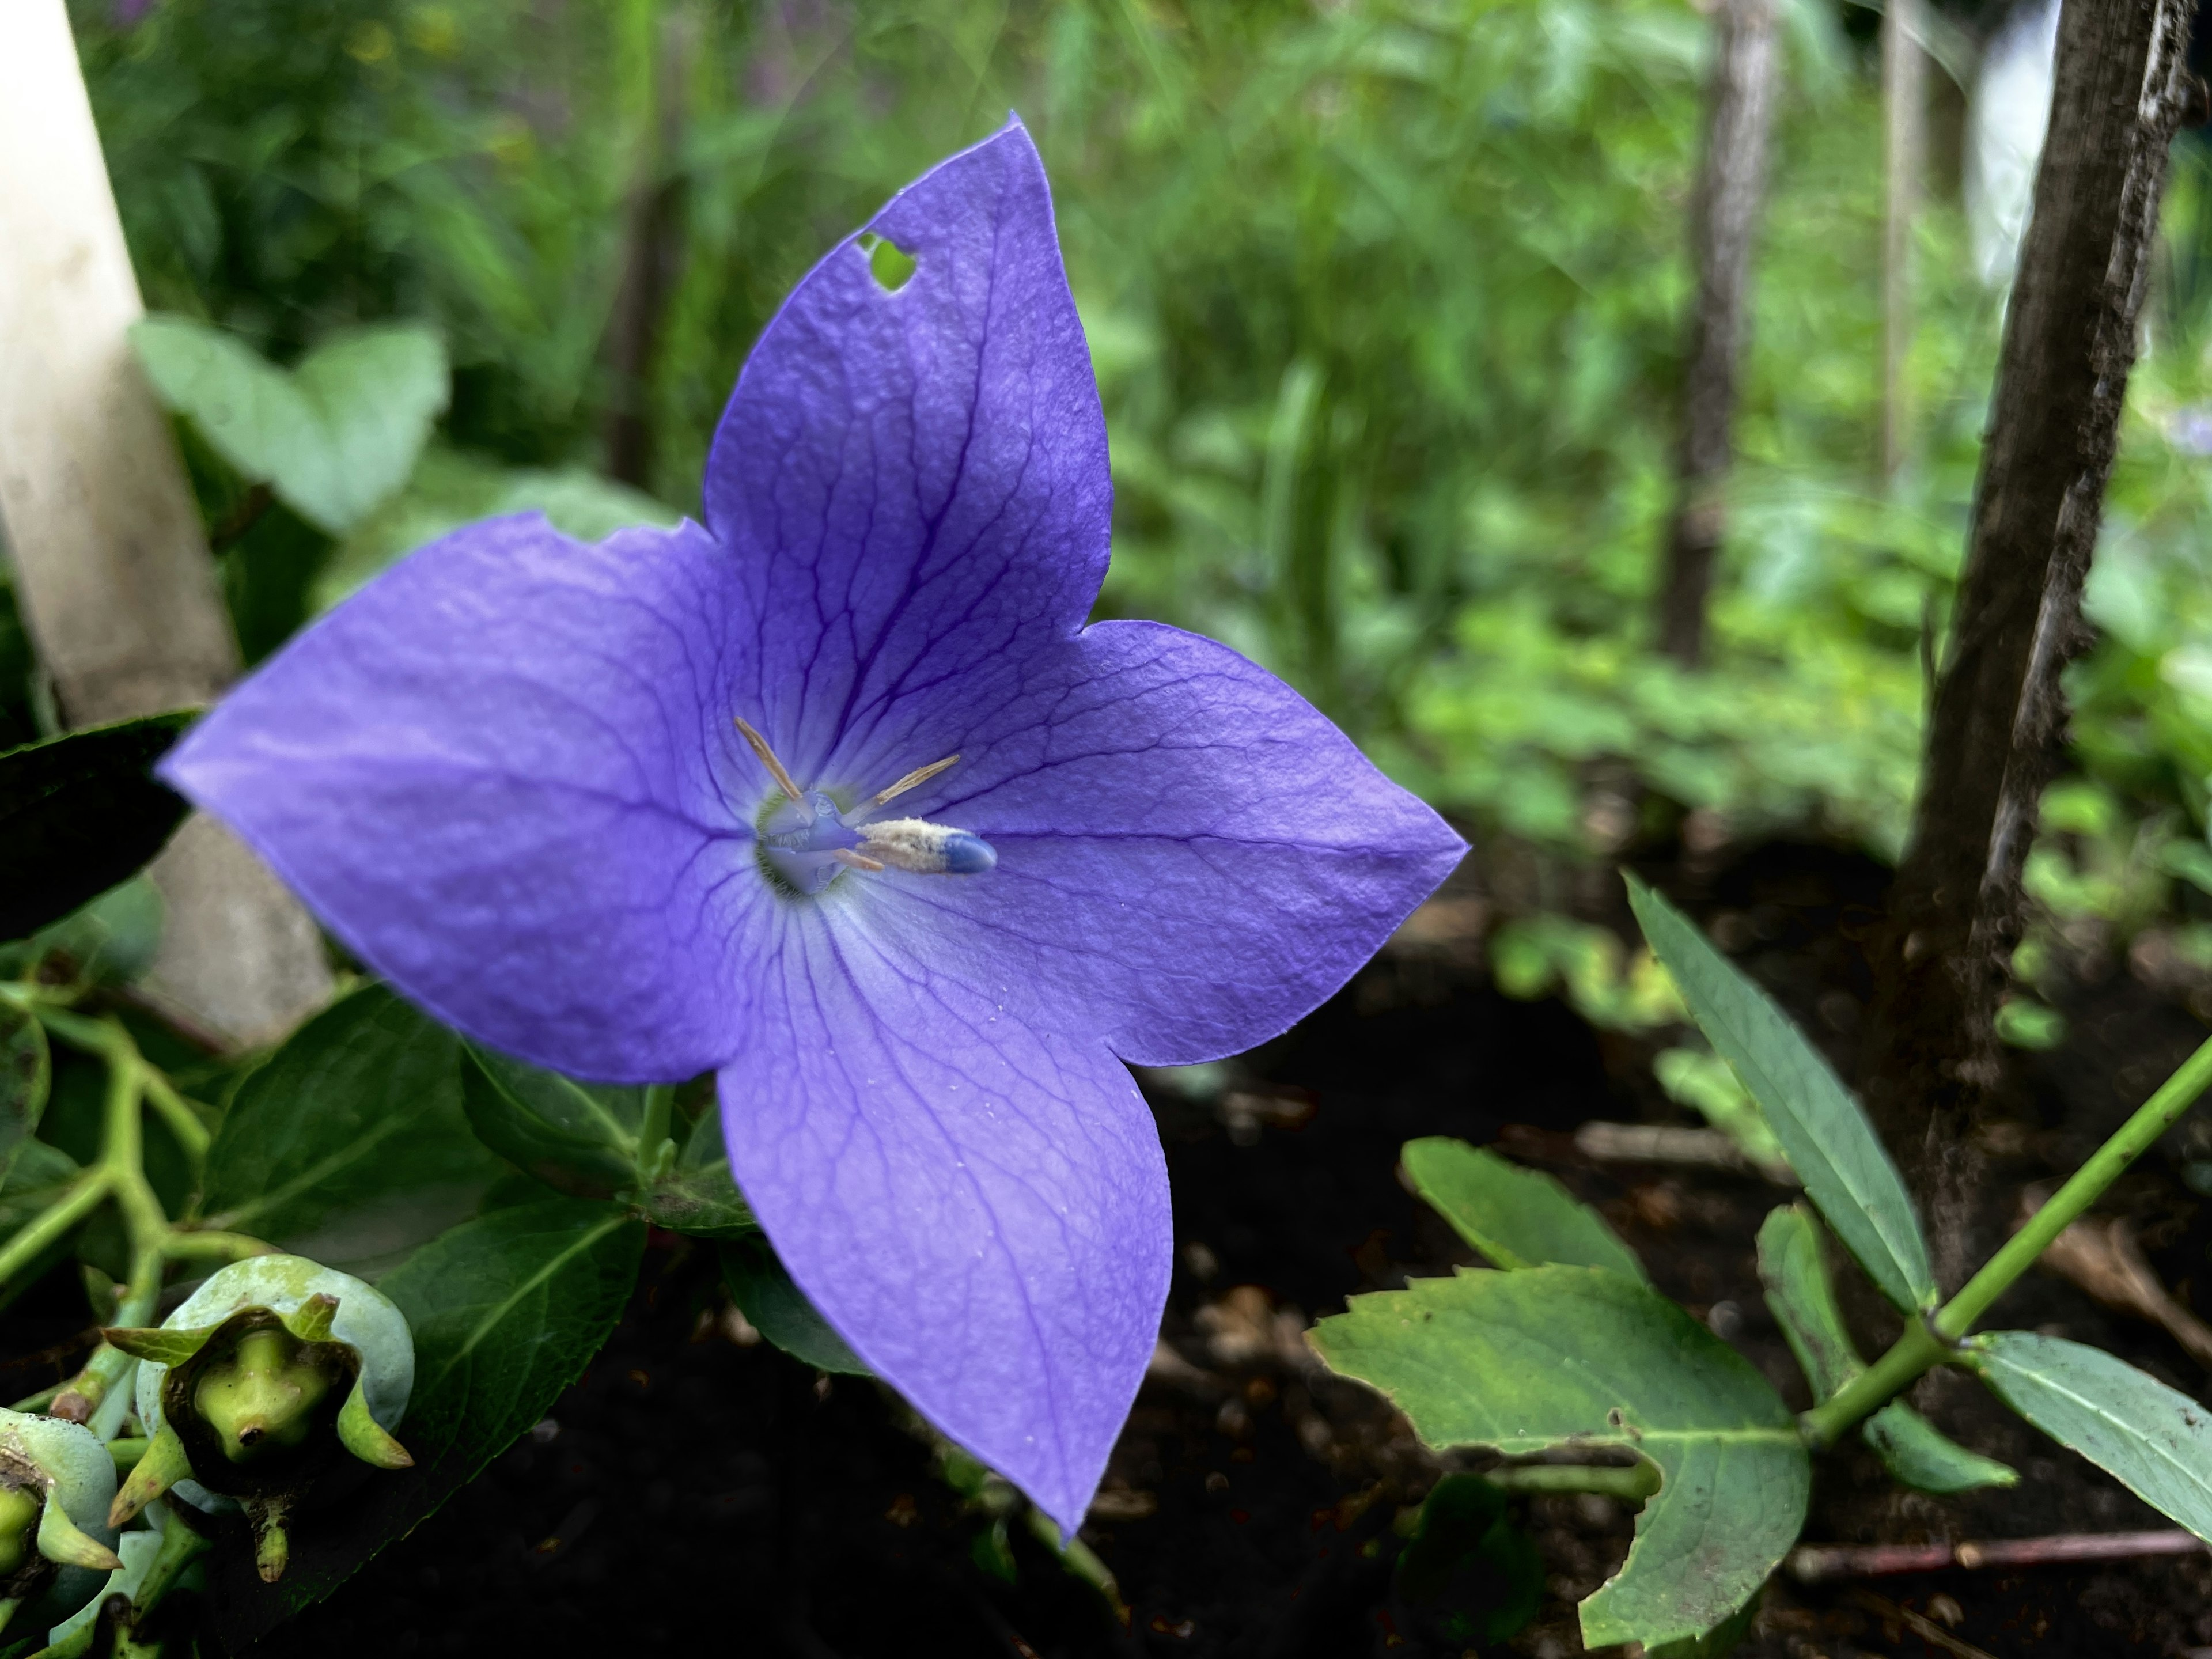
721, 1236, 867, 1375
1861, 1402, 2018, 1494
132, 317, 448, 536
645, 1104, 756, 1238
1403, 1136, 1645, 1281
1394, 1473, 1543, 1645
459, 1042, 642, 1200
1975, 1331, 2212, 1539
1312, 1266, 1808, 1650
1757, 1205, 2013, 1491
203, 1198, 643, 1644
0, 1005, 49, 1184
1627, 876, 1934, 1312
200, 987, 503, 1275
0, 715, 193, 942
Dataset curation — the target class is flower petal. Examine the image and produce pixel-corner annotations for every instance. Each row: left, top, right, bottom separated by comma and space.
718, 904, 1169, 1533
839, 620, 1467, 1066
701, 118, 1111, 781
161, 515, 764, 1081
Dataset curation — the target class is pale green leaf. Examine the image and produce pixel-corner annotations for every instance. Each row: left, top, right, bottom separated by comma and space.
1311, 1266, 1808, 1650
1861, 1402, 2018, 1493
131, 316, 448, 535
1402, 1136, 1645, 1281
646, 1105, 756, 1238
1627, 876, 1934, 1312
1976, 1331, 2212, 1539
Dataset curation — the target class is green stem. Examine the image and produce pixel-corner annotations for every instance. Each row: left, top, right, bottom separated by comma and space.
1801, 1031, 2212, 1449
138, 1069, 210, 1164
636, 1084, 675, 1185
1939, 1031, 2212, 1339
1483, 1461, 1662, 1502
0, 1171, 111, 1287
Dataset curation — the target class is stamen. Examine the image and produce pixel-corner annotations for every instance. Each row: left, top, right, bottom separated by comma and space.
870, 755, 959, 808
832, 849, 886, 873
859, 817, 998, 876
733, 716, 810, 815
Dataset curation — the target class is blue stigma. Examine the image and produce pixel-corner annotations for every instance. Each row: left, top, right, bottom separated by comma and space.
941, 832, 997, 874
758, 791, 865, 895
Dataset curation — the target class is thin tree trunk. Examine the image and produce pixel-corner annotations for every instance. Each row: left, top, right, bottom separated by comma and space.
1657, 0, 1781, 667
602, 3, 694, 492
1861, 0, 2195, 1282
0, 0, 331, 1049
1881, 0, 1927, 481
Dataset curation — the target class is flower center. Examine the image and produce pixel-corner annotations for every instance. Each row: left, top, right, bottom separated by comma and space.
736, 718, 997, 897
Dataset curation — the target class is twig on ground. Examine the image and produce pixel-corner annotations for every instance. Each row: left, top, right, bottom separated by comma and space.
1849, 1589, 1998, 1659
1788, 1529, 2206, 1582
2021, 1190, 2212, 1372
1573, 1121, 1800, 1184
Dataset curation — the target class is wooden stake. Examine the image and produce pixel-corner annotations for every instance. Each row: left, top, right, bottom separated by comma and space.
0, 0, 329, 1047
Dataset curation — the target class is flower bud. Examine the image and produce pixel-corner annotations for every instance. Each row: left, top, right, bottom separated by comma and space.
0, 1407, 123, 1636
105, 1256, 414, 1582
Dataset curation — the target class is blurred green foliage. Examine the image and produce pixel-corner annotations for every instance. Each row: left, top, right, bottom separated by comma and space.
18, 0, 2212, 1005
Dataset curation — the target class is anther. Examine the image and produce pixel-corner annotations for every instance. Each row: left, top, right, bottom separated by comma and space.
870, 755, 960, 809
733, 717, 810, 815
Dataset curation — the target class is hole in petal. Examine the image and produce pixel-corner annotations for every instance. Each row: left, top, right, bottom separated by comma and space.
858, 232, 917, 293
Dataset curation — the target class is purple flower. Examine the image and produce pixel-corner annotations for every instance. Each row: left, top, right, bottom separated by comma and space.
161, 120, 1463, 1529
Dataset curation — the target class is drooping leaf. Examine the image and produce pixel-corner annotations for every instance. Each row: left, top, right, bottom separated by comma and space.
0, 1005, 50, 1184
1861, 1402, 2018, 1493
131, 316, 449, 536
1311, 1266, 1809, 1650
1627, 876, 1934, 1312
459, 1042, 643, 1200
199, 987, 504, 1274
0, 715, 193, 941
203, 1198, 644, 1644
645, 1105, 756, 1238
1975, 1331, 2212, 1539
1402, 1136, 1645, 1281
721, 1235, 867, 1375
1756, 1205, 2014, 1491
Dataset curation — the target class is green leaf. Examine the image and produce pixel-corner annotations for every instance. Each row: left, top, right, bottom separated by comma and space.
1311, 1266, 1808, 1650
721, 1236, 868, 1375
0, 1006, 50, 1185
0, 715, 193, 942
131, 317, 448, 536
200, 987, 504, 1274
1861, 1402, 2018, 1494
203, 1198, 643, 1645
458, 1043, 642, 1200
1626, 875, 1934, 1312
1975, 1330, 2212, 1539
1756, 1205, 2014, 1492
644, 1104, 757, 1238
1402, 1136, 1645, 1281
1393, 1474, 1543, 1645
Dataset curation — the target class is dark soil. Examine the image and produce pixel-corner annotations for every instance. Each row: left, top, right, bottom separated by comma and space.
16, 840, 2212, 1657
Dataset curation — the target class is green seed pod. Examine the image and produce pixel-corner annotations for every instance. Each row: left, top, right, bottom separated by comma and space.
0, 1407, 122, 1637
111, 1256, 414, 1581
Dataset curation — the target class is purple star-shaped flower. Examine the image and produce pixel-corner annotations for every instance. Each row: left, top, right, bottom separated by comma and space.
161, 120, 1463, 1529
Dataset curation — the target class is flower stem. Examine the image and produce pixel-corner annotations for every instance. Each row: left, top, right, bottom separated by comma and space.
1801, 1029, 2212, 1448
0, 1169, 111, 1287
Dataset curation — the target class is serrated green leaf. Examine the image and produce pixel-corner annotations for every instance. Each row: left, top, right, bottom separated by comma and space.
1757, 1205, 2013, 1491
1861, 1402, 2017, 1493
200, 987, 503, 1274
1627, 875, 1934, 1312
721, 1236, 867, 1375
131, 316, 448, 535
203, 1198, 643, 1645
1402, 1136, 1645, 1281
0, 715, 193, 942
0, 1006, 49, 1185
459, 1043, 642, 1200
1311, 1266, 1808, 1650
645, 1105, 756, 1238
1975, 1331, 2212, 1539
